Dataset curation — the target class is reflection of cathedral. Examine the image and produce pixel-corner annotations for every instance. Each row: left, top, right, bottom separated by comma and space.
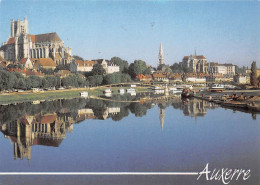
172, 98, 219, 118
1, 113, 74, 161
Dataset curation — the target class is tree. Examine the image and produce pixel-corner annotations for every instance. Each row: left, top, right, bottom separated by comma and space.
250, 61, 257, 86
73, 55, 84, 61
110, 57, 129, 73
25, 77, 32, 89
128, 60, 148, 78
235, 65, 246, 74
92, 64, 106, 76
29, 75, 42, 88
103, 73, 132, 85
17, 78, 26, 90
143, 68, 152, 75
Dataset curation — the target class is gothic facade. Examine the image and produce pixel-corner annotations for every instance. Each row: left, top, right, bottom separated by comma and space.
181, 54, 208, 73
0, 17, 72, 65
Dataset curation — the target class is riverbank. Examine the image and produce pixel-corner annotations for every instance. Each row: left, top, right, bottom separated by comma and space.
0, 86, 152, 105
194, 89, 260, 112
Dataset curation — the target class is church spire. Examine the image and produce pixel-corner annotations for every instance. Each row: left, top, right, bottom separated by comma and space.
159, 105, 165, 130
158, 43, 165, 67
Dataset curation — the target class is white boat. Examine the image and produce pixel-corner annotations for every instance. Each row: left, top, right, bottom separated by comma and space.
152, 86, 165, 94
130, 92, 136, 96
210, 84, 225, 92
104, 89, 112, 94
127, 88, 136, 93
118, 88, 125, 94
169, 87, 182, 94
104, 93, 112, 97
80, 91, 88, 97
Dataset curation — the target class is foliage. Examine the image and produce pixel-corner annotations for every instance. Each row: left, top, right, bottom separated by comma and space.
88, 75, 103, 86
103, 73, 131, 85
54, 64, 70, 72
250, 61, 258, 86
128, 60, 148, 78
92, 64, 106, 76
39, 67, 54, 75
110, 57, 129, 73
235, 65, 247, 74
170, 63, 192, 73
158, 64, 172, 73
42, 76, 57, 89
28, 75, 42, 88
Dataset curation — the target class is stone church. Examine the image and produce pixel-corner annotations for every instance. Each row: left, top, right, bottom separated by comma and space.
0, 16, 72, 65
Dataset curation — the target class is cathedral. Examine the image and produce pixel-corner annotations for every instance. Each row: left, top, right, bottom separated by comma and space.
0, 16, 72, 65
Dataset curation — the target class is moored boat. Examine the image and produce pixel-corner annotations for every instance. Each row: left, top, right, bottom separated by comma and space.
209, 84, 225, 92
118, 88, 125, 94
181, 88, 194, 98
127, 88, 136, 93
80, 91, 88, 97
104, 89, 112, 94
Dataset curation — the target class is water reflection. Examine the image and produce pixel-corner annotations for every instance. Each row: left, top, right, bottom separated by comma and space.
0, 95, 258, 161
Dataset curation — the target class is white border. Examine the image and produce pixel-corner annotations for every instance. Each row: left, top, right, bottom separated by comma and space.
0, 172, 199, 176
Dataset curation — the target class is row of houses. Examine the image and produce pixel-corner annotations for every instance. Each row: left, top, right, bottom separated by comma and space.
136, 71, 254, 84
69, 59, 119, 74
0, 56, 120, 75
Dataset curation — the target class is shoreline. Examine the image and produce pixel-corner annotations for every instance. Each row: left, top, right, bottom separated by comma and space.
194, 89, 260, 112
0, 86, 152, 105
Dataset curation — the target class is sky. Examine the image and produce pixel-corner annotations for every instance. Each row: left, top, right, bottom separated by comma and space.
0, 0, 260, 67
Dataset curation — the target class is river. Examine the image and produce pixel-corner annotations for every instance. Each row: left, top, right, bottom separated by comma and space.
0, 94, 259, 185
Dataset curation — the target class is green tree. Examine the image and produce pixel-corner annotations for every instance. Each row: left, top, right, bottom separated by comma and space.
110, 57, 129, 73
29, 75, 42, 88
250, 61, 257, 86
128, 60, 148, 78
92, 64, 106, 76
143, 67, 152, 75
25, 77, 32, 89
17, 78, 26, 90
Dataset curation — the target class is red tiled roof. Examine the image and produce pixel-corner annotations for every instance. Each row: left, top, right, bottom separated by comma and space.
194, 55, 206, 59
152, 73, 167, 78
40, 114, 57, 124
7, 37, 15, 44
75, 60, 95, 67
19, 58, 28, 64
29, 32, 61, 43
34, 58, 57, 68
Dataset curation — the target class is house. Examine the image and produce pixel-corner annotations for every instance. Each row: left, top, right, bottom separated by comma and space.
136, 74, 152, 82
234, 74, 250, 84
18, 58, 33, 69
33, 58, 57, 69
152, 73, 168, 82
208, 62, 235, 77
93, 59, 120, 74
69, 60, 95, 73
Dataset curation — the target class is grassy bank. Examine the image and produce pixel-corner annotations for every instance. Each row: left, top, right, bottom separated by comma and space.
0, 90, 83, 104
0, 86, 152, 104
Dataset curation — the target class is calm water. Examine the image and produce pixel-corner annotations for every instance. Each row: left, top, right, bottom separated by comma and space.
0, 95, 259, 185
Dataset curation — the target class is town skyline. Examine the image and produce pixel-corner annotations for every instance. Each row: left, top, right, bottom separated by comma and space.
0, 1, 259, 67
